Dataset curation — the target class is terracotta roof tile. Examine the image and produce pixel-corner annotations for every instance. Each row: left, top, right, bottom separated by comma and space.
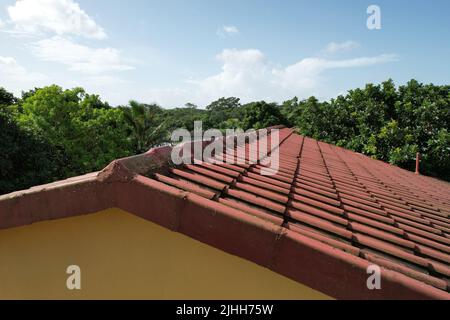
1, 126, 449, 299
139, 127, 450, 297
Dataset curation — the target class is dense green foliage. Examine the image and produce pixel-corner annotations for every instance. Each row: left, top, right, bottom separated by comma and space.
242, 101, 289, 130
17, 86, 132, 176
121, 100, 165, 153
282, 80, 450, 180
0, 108, 65, 193
203, 97, 241, 129
0, 87, 17, 106
0, 79, 448, 195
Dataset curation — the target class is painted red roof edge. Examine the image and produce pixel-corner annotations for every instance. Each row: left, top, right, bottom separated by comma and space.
0, 128, 449, 300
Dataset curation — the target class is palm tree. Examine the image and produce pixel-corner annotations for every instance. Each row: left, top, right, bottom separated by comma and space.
122, 100, 166, 153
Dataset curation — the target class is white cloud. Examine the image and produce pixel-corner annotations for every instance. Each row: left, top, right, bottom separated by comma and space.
31, 36, 134, 74
190, 49, 272, 100
217, 25, 240, 37
0, 56, 29, 78
7, 0, 106, 39
0, 47, 397, 107
274, 54, 398, 91
140, 49, 398, 106
191, 49, 396, 103
84, 75, 129, 87
0, 56, 44, 80
324, 41, 360, 54
0, 19, 4, 28
0, 56, 48, 94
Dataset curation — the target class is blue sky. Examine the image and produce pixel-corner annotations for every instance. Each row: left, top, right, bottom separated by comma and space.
0, 0, 449, 107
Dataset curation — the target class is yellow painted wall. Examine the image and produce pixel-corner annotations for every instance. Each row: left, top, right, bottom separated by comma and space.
0, 208, 331, 300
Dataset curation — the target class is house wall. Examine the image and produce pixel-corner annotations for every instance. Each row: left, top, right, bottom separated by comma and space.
0, 208, 331, 299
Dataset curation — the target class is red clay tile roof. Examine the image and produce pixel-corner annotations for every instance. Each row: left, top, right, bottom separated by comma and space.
1, 126, 449, 300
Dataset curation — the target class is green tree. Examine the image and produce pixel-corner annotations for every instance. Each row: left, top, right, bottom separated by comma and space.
242, 101, 289, 130
204, 97, 242, 129
121, 100, 166, 153
18, 85, 132, 176
282, 79, 450, 181
162, 105, 207, 133
0, 87, 17, 106
0, 110, 65, 194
